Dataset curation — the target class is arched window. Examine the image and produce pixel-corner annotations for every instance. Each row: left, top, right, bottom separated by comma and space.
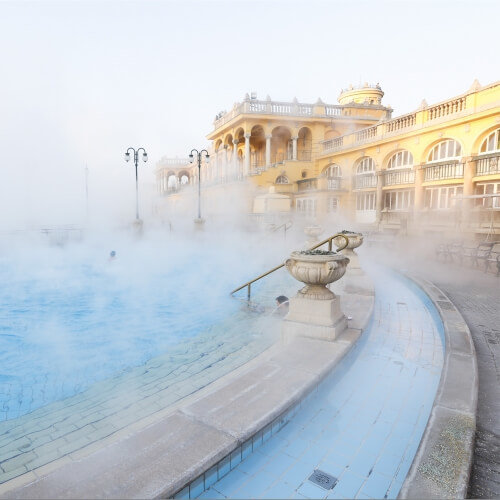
180, 175, 189, 185
387, 150, 413, 169
324, 164, 342, 178
356, 157, 375, 174
428, 139, 461, 162
479, 129, 500, 154
275, 175, 289, 184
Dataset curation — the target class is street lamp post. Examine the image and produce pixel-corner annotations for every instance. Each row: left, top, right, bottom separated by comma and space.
124, 147, 148, 220
189, 148, 209, 221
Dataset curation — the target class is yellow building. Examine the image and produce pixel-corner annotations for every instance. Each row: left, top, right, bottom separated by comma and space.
156, 80, 500, 238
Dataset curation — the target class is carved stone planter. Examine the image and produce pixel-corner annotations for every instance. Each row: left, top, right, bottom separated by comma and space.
304, 224, 323, 248
282, 250, 350, 342
285, 251, 349, 299
333, 231, 363, 270
333, 231, 373, 295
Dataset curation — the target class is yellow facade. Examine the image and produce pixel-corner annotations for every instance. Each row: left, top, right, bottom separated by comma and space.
156, 80, 500, 238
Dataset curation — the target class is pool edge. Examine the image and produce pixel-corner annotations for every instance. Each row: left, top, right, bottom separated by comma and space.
399, 275, 478, 500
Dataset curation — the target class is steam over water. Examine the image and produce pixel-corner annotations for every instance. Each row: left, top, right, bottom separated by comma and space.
0, 229, 297, 421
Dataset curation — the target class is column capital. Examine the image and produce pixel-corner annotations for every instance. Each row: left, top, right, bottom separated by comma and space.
265, 134, 272, 140
291, 136, 299, 141
233, 139, 239, 145
244, 132, 251, 139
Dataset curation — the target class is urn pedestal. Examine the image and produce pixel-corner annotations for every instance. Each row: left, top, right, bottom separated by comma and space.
282, 251, 349, 342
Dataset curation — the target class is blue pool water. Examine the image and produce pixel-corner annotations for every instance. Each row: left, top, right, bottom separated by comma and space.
0, 237, 290, 422
195, 267, 445, 499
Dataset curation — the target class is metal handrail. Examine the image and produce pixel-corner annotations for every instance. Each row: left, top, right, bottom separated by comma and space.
230, 233, 349, 300
270, 220, 293, 238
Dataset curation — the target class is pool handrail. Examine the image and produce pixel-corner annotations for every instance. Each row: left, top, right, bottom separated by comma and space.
230, 233, 349, 300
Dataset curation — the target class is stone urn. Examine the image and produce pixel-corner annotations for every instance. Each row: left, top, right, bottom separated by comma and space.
333, 231, 363, 270
304, 224, 323, 248
282, 250, 350, 342
285, 250, 349, 299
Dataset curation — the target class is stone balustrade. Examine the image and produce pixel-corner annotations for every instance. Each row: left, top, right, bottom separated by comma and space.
321, 92, 475, 154
423, 162, 464, 181
213, 99, 347, 129
385, 113, 416, 133
354, 174, 377, 189
427, 97, 466, 120
383, 168, 415, 186
474, 154, 500, 176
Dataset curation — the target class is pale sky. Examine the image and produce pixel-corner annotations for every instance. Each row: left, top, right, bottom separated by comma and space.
0, 0, 498, 227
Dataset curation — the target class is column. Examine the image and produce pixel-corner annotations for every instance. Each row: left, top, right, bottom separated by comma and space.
375, 171, 383, 224
244, 133, 251, 175
292, 136, 298, 160
462, 156, 475, 232
265, 134, 272, 167
224, 146, 229, 182
233, 139, 238, 181
413, 165, 425, 234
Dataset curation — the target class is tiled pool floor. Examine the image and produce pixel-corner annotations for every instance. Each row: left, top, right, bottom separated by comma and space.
197, 269, 444, 499
0, 271, 298, 485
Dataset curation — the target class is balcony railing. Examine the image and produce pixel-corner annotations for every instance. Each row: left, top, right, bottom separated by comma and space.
322, 136, 344, 151
327, 177, 342, 190
423, 162, 464, 181
297, 178, 318, 192
354, 174, 377, 189
427, 97, 466, 120
385, 113, 416, 133
383, 168, 415, 186
213, 98, 361, 130
355, 126, 377, 143
319, 85, 498, 154
474, 154, 500, 176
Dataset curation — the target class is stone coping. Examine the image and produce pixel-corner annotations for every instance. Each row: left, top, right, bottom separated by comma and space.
0, 291, 374, 499
399, 276, 478, 499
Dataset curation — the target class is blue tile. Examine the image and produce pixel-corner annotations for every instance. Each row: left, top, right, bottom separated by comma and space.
327, 470, 364, 499
232, 470, 275, 499
252, 430, 263, 451
237, 450, 268, 475
263, 423, 273, 443
260, 451, 297, 478
230, 447, 242, 469
283, 437, 310, 459
258, 481, 296, 499
217, 455, 231, 479
386, 479, 403, 499
241, 439, 252, 460
189, 475, 204, 498
173, 486, 189, 499
297, 479, 329, 499
204, 465, 218, 489
211, 468, 247, 497
372, 452, 403, 478
280, 459, 315, 488
197, 488, 226, 499
359, 471, 393, 498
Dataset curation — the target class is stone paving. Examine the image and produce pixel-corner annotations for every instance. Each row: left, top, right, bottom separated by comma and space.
195, 268, 445, 499
0, 270, 298, 486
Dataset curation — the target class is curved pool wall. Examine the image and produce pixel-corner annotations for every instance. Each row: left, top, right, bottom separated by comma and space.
0, 236, 299, 484
192, 267, 445, 500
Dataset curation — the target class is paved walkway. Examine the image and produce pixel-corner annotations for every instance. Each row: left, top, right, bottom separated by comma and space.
195, 268, 444, 499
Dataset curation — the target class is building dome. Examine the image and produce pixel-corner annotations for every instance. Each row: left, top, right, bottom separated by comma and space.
338, 83, 384, 106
